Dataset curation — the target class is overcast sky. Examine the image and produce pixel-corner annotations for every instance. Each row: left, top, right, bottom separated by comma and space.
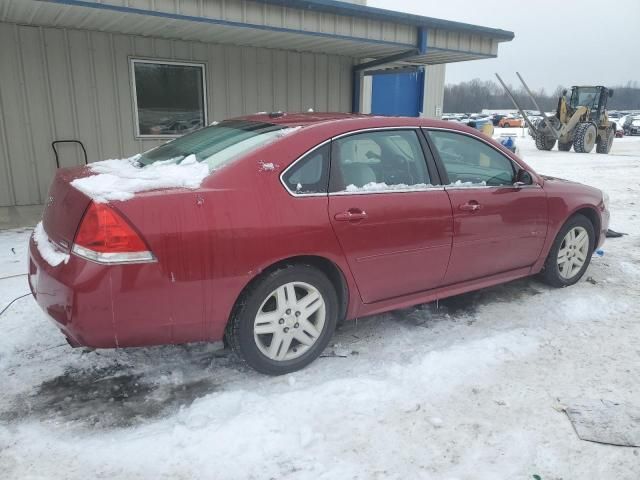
369, 0, 640, 91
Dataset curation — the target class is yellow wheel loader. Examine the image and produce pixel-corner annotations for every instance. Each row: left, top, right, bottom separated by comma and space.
495, 73, 615, 154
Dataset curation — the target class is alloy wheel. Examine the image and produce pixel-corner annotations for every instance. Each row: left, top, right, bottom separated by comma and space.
253, 281, 326, 361
557, 226, 589, 279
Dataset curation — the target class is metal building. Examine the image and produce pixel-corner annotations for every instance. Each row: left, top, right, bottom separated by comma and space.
0, 0, 513, 212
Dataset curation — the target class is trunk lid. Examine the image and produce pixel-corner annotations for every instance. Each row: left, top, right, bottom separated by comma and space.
42, 166, 93, 252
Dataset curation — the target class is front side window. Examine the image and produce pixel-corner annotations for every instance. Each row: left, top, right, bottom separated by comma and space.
330, 130, 431, 192
131, 59, 206, 137
282, 144, 330, 195
137, 120, 286, 171
427, 130, 515, 187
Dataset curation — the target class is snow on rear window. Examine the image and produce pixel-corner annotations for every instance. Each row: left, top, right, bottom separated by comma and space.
136, 120, 293, 171
69, 121, 304, 203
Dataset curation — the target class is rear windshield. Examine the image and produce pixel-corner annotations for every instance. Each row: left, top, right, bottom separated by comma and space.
137, 120, 287, 169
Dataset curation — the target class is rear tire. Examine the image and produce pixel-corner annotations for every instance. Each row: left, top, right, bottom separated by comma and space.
534, 134, 556, 151
226, 264, 338, 375
573, 122, 597, 153
596, 128, 614, 154
540, 214, 595, 288
558, 141, 573, 151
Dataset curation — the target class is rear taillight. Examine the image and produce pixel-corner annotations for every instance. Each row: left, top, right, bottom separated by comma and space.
72, 202, 155, 264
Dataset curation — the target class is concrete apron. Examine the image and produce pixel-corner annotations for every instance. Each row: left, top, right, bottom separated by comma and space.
0, 205, 43, 231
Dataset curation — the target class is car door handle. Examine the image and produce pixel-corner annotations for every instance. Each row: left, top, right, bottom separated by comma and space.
459, 201, 481, 212
334, 209, 368, 222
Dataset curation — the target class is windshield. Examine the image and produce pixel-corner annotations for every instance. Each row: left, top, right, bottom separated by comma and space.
570, 87, 600, 109
137, 120, 288, 170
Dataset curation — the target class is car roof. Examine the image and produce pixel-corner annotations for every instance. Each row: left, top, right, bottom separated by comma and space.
225, 112, 515, 156
233, 112, 366, 126
231, 112, 468, 130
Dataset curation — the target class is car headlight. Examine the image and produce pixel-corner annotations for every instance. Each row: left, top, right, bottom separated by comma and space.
602, 191, 610, 211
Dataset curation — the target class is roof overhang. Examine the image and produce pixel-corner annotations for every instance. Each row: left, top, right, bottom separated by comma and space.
256, 0, 514, 41
0, 0, 513, 64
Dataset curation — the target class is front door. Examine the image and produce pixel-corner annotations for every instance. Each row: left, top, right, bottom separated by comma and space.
425, 128, 548, 285
328, 129, 453, 304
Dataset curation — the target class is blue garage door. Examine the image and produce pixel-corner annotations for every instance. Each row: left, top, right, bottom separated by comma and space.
371, 69, 424, 117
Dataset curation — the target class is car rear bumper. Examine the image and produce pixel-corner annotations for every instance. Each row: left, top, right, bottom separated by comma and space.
28, 235, 191, 348
29, 235, 112, 347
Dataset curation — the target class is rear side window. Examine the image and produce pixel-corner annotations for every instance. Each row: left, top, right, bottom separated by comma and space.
330, 130, 431, 192
282, 143, 330, 195
427, 130, 515, 186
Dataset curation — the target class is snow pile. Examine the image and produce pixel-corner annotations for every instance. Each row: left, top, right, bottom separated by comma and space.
71, 154, 209, 203
345, 182, 431, 192
33, 222, 69, 267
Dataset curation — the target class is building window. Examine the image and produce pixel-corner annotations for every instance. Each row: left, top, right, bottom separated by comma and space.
130, 59, 207, 137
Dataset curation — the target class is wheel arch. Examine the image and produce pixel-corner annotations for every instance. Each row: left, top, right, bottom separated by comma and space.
570, 206, 601, 250
229, 255, 350, 332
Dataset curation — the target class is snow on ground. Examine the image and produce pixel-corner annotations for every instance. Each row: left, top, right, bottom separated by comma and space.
1, 131, 640, 479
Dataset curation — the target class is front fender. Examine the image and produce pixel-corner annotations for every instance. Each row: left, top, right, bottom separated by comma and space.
531, 179, 607, 273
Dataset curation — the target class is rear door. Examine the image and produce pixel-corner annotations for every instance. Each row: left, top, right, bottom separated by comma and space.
328, 128, 453, 304
424, 128, 548, 285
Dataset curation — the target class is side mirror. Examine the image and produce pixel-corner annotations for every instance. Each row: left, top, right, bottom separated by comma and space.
514, 169, 533, 187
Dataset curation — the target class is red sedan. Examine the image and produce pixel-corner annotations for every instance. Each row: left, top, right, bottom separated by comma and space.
29, 113, 609, 374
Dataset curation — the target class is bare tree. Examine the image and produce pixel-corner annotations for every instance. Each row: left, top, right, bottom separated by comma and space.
444, 79, 640, 113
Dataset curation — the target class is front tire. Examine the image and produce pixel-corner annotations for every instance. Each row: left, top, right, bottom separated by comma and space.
227, 264, 338, 375
573, 122, 597, 153
540, 214, 595, 287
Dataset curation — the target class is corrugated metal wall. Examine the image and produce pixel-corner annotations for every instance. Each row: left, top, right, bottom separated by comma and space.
92, 0, 415, 46
422, 64, 446, 119
0, 22, 354, 207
